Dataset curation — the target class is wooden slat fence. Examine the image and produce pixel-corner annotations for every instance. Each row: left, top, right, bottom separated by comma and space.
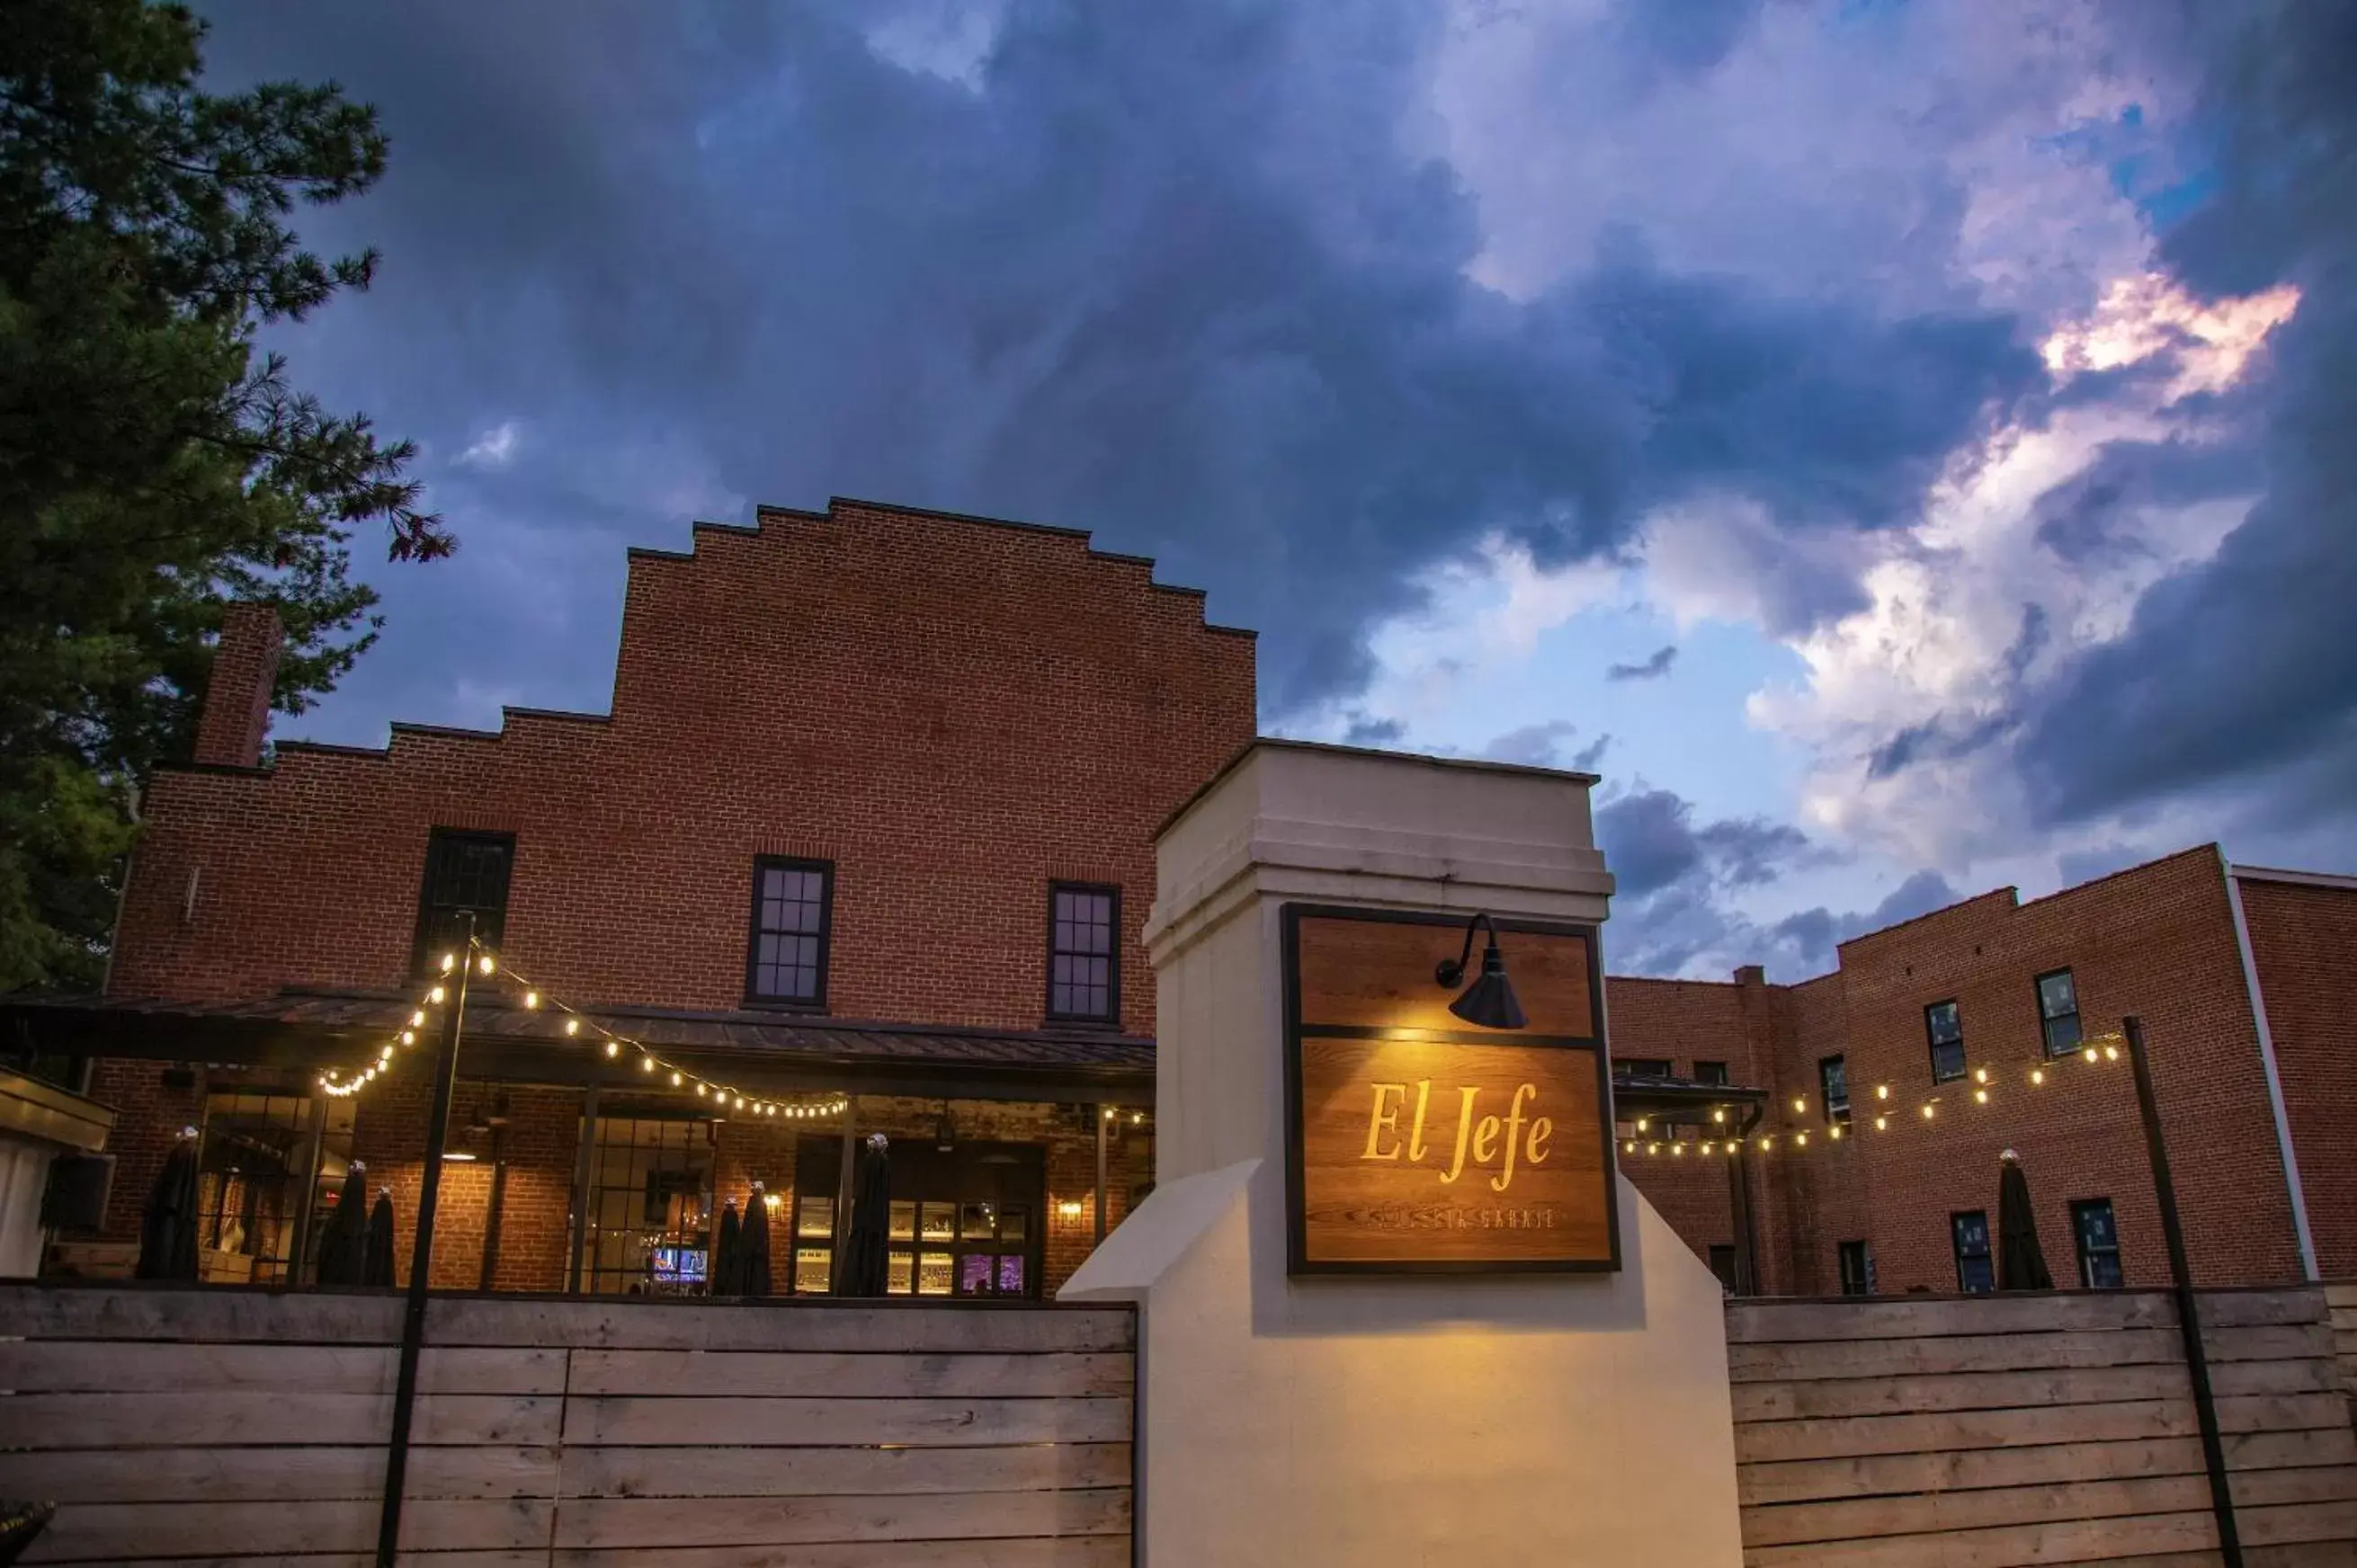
2328, 1283, 2357, 1412
1728, 1287, 2357, 1567
0, 1284, 1134, 1567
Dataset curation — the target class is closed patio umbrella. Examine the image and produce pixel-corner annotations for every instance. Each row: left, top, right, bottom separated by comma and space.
362, 1189, 397, 1287
714, 1200, 742, 1296
135, 1127, 201, 1280
314, 1161, 370, 1287
742, 1183, 772, 1298
839, 1135, 892, 1298
1996, 1149, 2053, 1291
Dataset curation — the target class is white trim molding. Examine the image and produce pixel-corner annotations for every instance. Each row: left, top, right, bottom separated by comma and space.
2220, 851, 2318, 1280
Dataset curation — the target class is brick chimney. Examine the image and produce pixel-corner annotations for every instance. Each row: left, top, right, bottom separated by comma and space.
192, 603, 284, 768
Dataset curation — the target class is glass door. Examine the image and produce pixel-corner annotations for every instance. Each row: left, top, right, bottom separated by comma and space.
791, 1136, 1043, 1298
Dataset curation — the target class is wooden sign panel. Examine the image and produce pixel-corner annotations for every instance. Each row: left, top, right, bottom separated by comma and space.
1283, 905, 1619, 1275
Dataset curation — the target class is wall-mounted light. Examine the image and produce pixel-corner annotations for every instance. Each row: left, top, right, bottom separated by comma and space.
442, 1151, 478, 1163
1057, 1199, 1085, 1219
1433, 913, 1527, 1030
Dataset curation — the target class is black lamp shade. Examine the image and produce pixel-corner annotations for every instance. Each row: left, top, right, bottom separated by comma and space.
1441, 933, 1527, 1030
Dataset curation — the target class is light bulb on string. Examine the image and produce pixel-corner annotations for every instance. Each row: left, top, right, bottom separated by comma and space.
1975, 1067, 1989, 1084
695, 1083, 708, 1097
429, 985, 446, 1004
478, 955, 495, 976
1635, 1118, 1648, 1133
1647, 1143, 1658, 1155
1712, 1109, 1727, 1125
2103, 1045, 2120, 1062
671, 1071, 683, 1087
1921, 1103, 1935, 1119
1792, 1097, 1807, 1115
524, 992, 540, 1009
400, 1030, 415, 1047
1795, 1131, 1808, 1146
1701, 1141, 1714, 1155
1874, 1115, 1888, 1131
2031, 1067, 2045, 1085
440, 952, 456, 973
566, 1020, 580, 1037
604, 1040, 620, 1058
1975, 1089, 1989, 1105
2082, 1046, 2098, 1063
409, 1011, 424, 1028
1876, 1084, 1889, 1100
640, 1056, 656, 1073
1829, 1125, 1843, 1140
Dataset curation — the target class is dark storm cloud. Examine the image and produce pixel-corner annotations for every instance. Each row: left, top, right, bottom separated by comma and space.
1764, 869, 1960, 976
1570, 733, 1612, 770
1595, 788, 1810, 900
2014, 1, 2357, 831
190, 0, 2046, 735
1479, 719, 1578, 765
1605, 645, 1677, 682
1341, 713, 1406, 746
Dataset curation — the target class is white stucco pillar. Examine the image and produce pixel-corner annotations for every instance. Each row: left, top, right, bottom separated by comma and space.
1062, 740, 1744, 1567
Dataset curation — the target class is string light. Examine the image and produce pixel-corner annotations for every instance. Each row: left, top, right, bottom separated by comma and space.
410, 1011, 425, 1028
2031, 1067, 2045, 1085
1876, 1084, 1890, 1100
478, 955, 495, 976
440, 953, 456, 974
1921, 1103, 1935, 1119
523, 991, 540, 1009
428, 984, 446, 1004
566, 1019, 580, 1037
1875, 1115, 1888, 1131
399, 1030, 415, 1047
1791, 1097, 1807, 1115
605, 1040, 620, 1058
1975, 1089, 1990, 1105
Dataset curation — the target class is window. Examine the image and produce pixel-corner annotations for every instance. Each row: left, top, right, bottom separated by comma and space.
1819, 1056, 1851, 1125
1612, 1058, 1673, 1081
2074, 1198, 2123, 1288
1692, 1061, 1730, 1087
745, 859, 833, 1009
582, 1114, 716, 1296
412, 829, 513, 973
1951, 1210, 1994, 1294
1838, 1240, 1876, 1296
2037, 969, 2084, 1057
1925, 1000, 1966, 1083
1708, 1245, 1739, 1296
791, 1136, 1043, 1299
1047, 884, 1120, 1023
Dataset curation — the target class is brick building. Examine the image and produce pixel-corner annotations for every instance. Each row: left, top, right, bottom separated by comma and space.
8, 497, 1255, 1298
4, 494, 2350, 1300
1609, 851, 2357, 1296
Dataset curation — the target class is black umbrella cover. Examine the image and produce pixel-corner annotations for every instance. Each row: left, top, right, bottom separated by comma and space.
840, 1136, 892, 1298
135, 1134, 201, 1281
314, 1163, 371, 1287
741, 1184, 772, 1299
362, 1190, 397, 1287
1996, 1154, 2054, 1291
714, 1201, 742, 1296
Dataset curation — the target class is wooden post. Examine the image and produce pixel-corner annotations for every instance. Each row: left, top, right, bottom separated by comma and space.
1094, 1106, 1110, 1247
833, 1097, 859, 1291
376, 913, 472, 1568
2124, 1014, 2241, 1566
286, 1094, 329, 1287
478, 1120, 508, 1292
567, 1080, 600, 1295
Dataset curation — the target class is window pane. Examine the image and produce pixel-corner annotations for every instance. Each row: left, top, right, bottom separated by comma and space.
1047, 884, 1119, 1020
2039, 970, 2077, 1019
2044, 1011, 2085, 1055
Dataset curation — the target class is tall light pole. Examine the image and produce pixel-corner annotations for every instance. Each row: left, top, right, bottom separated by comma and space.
376, 913, 473, 1568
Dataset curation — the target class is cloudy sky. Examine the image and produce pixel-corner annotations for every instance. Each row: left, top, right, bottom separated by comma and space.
194, 0, 2356, 981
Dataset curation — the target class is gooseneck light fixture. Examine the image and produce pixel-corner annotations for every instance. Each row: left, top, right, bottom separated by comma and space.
1433, 912, 1528, 1030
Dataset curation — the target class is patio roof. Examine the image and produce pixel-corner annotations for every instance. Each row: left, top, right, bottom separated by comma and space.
0, 990, 1156, 1106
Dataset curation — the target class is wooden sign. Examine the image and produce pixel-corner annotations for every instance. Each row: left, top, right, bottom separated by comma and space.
1282, 904, 1619, 1274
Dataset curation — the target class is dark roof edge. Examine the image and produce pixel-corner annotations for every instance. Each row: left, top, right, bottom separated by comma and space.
1156, 736, 1603, 841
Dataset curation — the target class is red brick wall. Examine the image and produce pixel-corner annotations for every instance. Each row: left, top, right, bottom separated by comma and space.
106, 500, 1256, 1037
192, 604, 283, 770
1787, 847, 2300, 1293
2236, 875, 2357, 1279
352, 1079, 583, 1291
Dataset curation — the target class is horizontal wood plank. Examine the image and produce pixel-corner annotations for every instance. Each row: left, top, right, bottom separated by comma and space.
1739, 1437, 2214, 1507
563, 1394, 1133, 1448
559, 1442, 1134, 1500
1743, 1472, 2215, 1547
0, 1390, 559, 1448
2190, 1291, 2329, 1329
0, 1286, 403, 1345
2201, 1323, 2336, 1363
1734, 1394, 2351, 1465
550, 1488, 1131, 1550
1728, 1295, 2177, 1344
0, 1341, 562, 1396
428, 1297, 1133, 1353
1728, 1329, 2184, 1383
564, 1349, 1132, 1399
1741, 1509, 2220, 1567
16, 1498, 549, 1563
1733, 1364, 2192, 1422
0, 1444, 558, 1503
548, 1542, 1129, 1567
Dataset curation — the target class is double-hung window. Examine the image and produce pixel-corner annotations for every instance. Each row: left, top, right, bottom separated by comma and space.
2037, 969, 2085, 1057
1925, 1001, 1967, 1083
1047, 884, 1120, 1024
745, 859, 834, 1009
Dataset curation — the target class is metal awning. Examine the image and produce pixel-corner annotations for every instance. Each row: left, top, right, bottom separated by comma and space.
0, 991, 1155, 1108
